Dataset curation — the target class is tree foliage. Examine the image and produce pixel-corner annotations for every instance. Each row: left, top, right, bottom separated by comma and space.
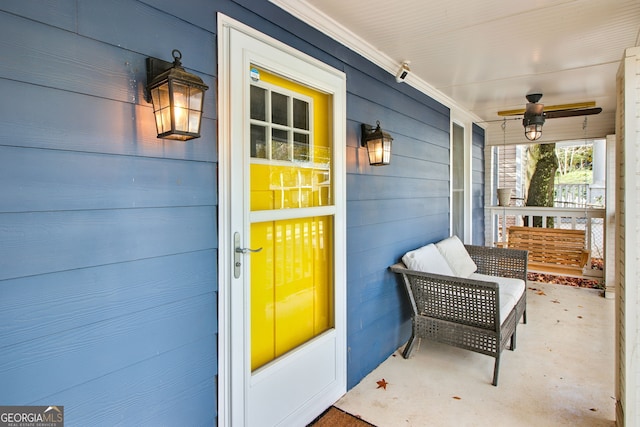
525, 143, 558, 227
556, 144, 592, 177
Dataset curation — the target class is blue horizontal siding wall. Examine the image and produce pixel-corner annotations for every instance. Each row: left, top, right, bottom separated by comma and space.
0, 0, 483, 424
345, 63, 452, 385
0, 1, 218, 425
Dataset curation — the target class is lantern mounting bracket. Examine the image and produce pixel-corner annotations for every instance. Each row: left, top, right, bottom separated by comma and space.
360, 123, 374, 146
144, 53, 179, 104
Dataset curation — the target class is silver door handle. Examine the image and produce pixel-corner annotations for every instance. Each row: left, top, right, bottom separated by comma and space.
235, 247, 263, 254
234, 232, 263, 278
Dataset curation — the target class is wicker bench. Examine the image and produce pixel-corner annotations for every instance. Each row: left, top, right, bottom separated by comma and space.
506, 226, 589, 276
390, 245, 528, 386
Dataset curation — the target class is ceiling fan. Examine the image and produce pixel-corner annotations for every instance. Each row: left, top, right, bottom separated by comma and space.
497, 93, 602, 141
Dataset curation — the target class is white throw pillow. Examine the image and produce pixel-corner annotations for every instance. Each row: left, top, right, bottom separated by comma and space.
435, 235, 478, 278
402, 243, 455, 276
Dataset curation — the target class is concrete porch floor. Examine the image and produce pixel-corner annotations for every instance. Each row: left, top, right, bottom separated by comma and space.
336, 282, 615, 427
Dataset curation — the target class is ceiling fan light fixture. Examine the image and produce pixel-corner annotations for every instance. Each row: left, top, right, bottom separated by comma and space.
523, 114, 545, 141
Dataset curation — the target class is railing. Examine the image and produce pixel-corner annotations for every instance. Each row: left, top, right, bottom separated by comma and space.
488, 206, 606, 277
554, 183, 605, 208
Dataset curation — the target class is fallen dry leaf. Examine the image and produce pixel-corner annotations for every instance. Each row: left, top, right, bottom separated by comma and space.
590, 408, 598, 412
452, 396, 462, 400
578, 316, 583, 319
551, 299, 560, 304
376, 379, 388, 390
537, 290, 546, 296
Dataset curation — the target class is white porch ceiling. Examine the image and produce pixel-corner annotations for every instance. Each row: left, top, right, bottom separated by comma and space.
272, 0, 640, 145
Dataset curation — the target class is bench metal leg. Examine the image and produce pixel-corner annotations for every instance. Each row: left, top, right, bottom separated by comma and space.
492, 355, 500, 386
510, 329, 517, 351
402, 334, 417, 359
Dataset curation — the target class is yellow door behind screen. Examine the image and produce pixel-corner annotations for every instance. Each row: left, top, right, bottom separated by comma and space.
249, 67, 334, 371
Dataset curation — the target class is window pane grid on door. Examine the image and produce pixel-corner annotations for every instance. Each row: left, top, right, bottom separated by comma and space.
249, 75, 331, 211
250, 81, 312, 164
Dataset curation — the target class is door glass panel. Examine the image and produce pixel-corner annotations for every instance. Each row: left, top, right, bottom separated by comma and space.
271, 92, 288, 126
293, 133, 309, 162
251, 86, 266, 121
250, 216, 334, 370
271, 129, 290, 160
251, 125, 267, 159
249, 66, 334, 371
293, 99, 309, 130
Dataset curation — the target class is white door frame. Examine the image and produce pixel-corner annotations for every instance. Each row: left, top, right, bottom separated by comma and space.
217, 14, 347, 426
450, 109, 475, 243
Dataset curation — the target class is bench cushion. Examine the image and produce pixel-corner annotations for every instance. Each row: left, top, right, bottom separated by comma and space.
435, 235, 478, 278
402, 243, 455, 276
469, 273, 526, 324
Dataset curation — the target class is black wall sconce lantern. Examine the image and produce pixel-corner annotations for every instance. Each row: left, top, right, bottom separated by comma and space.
361, 121, 393, 166
145, 49, 209, 140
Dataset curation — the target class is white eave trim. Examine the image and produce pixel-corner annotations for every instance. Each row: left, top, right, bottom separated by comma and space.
270, 0, 484, 127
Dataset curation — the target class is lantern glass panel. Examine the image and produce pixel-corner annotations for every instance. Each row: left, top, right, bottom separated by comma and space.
189, 88, 203, 110
159, 108, 171, 134
172, 82, 189, 109
151, 85, 171, 135
367, 138, 383, 164
383, 138, 391, 164
525, 124, 542, 141
172, 82, 189, 132
153, 85, 170, 110
174, 106, 188, 132
188, 111, 200, 133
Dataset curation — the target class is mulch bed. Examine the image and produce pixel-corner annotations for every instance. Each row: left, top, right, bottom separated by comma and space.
527, 272, 603, 289
527, 258, 604, 289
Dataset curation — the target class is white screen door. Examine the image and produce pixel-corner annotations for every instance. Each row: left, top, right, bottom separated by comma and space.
218, 17, 346, 427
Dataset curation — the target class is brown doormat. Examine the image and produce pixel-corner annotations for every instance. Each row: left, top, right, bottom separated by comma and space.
307, 406, 376, 427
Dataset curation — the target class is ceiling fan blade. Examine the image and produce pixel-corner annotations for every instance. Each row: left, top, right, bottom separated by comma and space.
497, 100, 596, 117
545, 107, 602, 119
544, 101, 596, 112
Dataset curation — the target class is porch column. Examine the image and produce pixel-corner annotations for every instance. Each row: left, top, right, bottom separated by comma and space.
590, 138, 606, 206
